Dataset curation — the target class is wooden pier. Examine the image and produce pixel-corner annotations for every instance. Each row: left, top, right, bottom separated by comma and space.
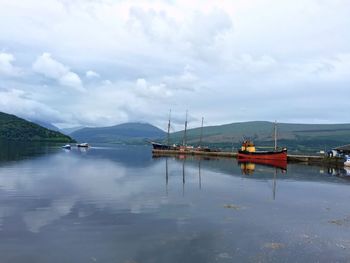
152, 149, 344, 166
287, 154, 344, 166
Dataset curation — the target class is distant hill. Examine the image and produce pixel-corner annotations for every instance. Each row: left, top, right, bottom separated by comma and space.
0, 112, 74, 142
61, 126, 85, 135
70, 122, 166, 143
169, 121, 350, 152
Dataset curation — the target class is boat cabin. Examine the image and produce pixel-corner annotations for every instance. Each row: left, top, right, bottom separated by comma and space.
241, 140, 256, 153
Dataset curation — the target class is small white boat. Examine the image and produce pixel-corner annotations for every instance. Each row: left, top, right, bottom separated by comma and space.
77, 143, 89, 148
62, 144, 71, 149
344, 167, 350, 176
344, 156, 350, 167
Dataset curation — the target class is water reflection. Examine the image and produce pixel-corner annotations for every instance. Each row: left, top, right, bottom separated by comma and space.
0, 140, 59, 163
0, 145, 350, 262
327, 166, 350, 178
163, 156, 203, 197
238, 158, 287, 175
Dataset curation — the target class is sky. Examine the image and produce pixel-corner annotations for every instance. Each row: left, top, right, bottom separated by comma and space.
0, 0, 349, 130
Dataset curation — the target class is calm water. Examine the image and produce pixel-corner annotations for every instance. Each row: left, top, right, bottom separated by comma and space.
0, 143, 350, 262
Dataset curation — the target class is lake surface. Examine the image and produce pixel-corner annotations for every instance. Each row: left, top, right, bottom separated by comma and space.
0, 143, 350, 262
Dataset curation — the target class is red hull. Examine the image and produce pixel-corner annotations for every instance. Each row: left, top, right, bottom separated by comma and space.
238, 149, 287, 161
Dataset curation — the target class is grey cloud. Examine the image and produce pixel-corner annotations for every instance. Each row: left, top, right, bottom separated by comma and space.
0, 52, 21, 76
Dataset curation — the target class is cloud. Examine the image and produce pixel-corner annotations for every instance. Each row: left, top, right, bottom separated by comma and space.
60, 71, 83, 88
0, 0, 349, 126
32, 53, 84, 91
292, 53, 350, 81
0, 52, 20, 76
0, 88, 68, 123
162, 65, 199, 91
135, 78, 172, 98
230, 54, 277, 72
184, 9, 233, 47
86, 70, 100, 78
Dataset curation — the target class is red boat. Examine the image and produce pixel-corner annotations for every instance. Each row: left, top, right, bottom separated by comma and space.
237, 140, 287, 161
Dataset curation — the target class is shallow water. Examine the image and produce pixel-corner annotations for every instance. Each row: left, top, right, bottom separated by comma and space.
0, 143, 350, 262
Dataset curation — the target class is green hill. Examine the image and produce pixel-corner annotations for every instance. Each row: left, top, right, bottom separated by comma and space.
0, 112, 74, 142
71, 122, 166, 143
169, 121, 350, 152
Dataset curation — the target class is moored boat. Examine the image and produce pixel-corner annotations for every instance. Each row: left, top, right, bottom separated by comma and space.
151, 142, 177, 150
345, 156, 350, 167
238, 140, 287, 161
151, 110, 177, 151
77, 143, 89, 148
62, 144, 71, 149
238, 121, 287, 161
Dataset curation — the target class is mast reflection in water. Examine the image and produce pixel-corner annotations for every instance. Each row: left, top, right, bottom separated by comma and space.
161, 155, 203, 197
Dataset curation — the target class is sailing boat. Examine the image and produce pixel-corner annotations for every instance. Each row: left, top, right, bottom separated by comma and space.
152, 111, 212, 152
237, 121, 287, 161
178, 110, 194, 151
151, 110, 177, 150
194, 117, 218, 152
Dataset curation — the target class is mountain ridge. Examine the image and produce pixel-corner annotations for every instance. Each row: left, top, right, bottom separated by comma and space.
71, 122, 166, 143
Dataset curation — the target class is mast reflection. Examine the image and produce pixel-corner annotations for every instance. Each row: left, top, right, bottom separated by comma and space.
198, 160, 202, 190
165, 157, 168, 196
159, 155, 203, 196
238, 159, 286, 200
182, 159, 185, 196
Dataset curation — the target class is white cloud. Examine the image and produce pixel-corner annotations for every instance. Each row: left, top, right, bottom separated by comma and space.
135, 78, 172, 98
60, 71, 83, 88
0, 52, 20, 76
0, 88, 67, 123
86, 70, 100, 78
32, 53, 84, 91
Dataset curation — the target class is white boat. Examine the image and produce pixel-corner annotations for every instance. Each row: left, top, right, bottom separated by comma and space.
344, 156, 350, 167
62, 144, 71, 149
77, 143, 89, 148
344, 167, 350, 176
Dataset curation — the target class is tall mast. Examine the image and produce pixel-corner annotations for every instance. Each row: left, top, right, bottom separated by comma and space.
274, 120, 277, 150
183, 110, 188, 146
167, 109, 171, 146
199, 117, 204, 148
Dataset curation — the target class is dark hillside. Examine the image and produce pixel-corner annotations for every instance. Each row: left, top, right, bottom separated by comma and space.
0, 112, 74, 142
